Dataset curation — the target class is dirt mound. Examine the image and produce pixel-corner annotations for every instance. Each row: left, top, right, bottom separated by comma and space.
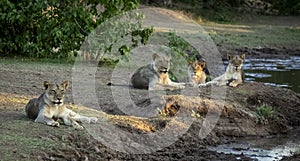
237, 47, 300, 59
158, 82, 300, 137
2, 81, 299, 160
281, 153, 300, 161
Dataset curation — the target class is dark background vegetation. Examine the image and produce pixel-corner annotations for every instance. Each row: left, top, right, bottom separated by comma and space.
144, 0, 300, 16
0, 0, 146, 60
1, 0, 299, 59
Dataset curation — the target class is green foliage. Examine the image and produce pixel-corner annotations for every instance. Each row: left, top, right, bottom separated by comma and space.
85, 11, 154, 64
132, 27, 155, 45
167, 32, 200, 81
98, 57, 119, 66
0, 0, 153, 59
265, 0, 300, 15
143, 0, 299, 23
201, 0, 242, 10
255, 104, 277, 124
168, 32, 190, 57
168, 32, 199, 61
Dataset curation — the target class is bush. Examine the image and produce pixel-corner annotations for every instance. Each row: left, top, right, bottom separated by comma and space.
265, 0, 300, 15
0, 0, 152, 59
255, 104, 278, 124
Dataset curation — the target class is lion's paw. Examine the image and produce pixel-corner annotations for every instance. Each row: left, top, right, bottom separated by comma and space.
179, 85, 185, 89
75, 124, 84, 130
89, 117, 98, 123
229, 82, 238, 87
51, 121, 60, 127
198, 84, 207, 87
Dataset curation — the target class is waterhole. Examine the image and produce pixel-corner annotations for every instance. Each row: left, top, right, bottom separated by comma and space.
210, 56, 300, 160
208, 128, 300, 161
244, 56, 300, 93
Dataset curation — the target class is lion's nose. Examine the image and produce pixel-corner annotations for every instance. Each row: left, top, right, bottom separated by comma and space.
160, 67, 168, 73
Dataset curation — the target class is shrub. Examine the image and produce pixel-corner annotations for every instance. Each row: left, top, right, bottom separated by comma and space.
255, 104, 277, 124
0, 0, 153, 59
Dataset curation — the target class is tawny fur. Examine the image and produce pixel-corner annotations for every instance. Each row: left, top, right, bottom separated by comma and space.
188, 60, 207, 87
199, 53, 245, 87
131, 53, 185, 90
25, 81, 98, 129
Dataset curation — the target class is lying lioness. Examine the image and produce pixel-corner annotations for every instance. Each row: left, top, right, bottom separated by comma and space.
130, 53, 185, 90
25, 81, 98, 129
199, 53, 245, 87
187, 60, 207, 87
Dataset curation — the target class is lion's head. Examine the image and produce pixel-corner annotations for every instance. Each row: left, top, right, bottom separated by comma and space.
44, 81, 69, 105
227, 53, 246, 71
152, 53, 171, 74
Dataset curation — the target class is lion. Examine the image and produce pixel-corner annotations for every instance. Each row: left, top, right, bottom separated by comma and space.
25, 81, 98, 129
199, 53, 246, 87
130, 53, 186, 90
187, 60, 207, 87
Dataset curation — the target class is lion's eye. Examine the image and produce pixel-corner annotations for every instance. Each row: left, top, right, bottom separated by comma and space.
61, 90, 65, 93
50, 90, 56, 94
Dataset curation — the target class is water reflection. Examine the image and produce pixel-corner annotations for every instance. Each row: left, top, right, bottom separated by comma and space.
208, 128, 300, 161
243, 56, 300, 93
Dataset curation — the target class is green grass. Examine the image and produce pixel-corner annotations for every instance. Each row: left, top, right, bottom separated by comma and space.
0, 118, 87, 161
167, 2, 300, 49
0, 57, 74, 72
202, 24, 300, 49
0, 120, 58, 160
255, 104, 278, 124
0, 57, 75, 65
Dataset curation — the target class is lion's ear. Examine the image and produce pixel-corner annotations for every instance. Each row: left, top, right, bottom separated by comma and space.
195, 54, 202, 61
240, 53, 246, 60
61, 81, 69, 90
44, 81, 50, 90
199, 61, 206, 68
227, 53, 233, 60
152, 53, 159, 61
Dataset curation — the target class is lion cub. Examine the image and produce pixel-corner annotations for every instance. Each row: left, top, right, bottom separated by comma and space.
188, 60, 207, 87
131, 53, 185, 90
199, 53, 245, 87
25, 81, 98, 129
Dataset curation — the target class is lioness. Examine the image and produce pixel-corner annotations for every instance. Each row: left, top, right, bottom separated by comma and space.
187, 60, 207, 87
199, 53, 245, 87
130, 53, 185, 90
25, 81, 98, 129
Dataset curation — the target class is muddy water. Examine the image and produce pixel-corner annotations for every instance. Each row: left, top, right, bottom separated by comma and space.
244, 56, 300, 93
210, 56, 300, 160
208, 128, 300, 161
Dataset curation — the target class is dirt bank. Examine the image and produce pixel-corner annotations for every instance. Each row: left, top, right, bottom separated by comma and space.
1, 58, 300, 160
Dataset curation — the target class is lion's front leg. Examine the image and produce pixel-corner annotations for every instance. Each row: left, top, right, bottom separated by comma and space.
169, 81, 186, 87
35, 108, 60, 127
62, 108, 98, 124
71, 113, 98, 124
62, 116, 84, 130
198, 80, 218, 87
167, 79, 185, 90
229, 73, 243, 87
229, 79, 242, 87
59, 109, 84, 129
199, 74, 224, 87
